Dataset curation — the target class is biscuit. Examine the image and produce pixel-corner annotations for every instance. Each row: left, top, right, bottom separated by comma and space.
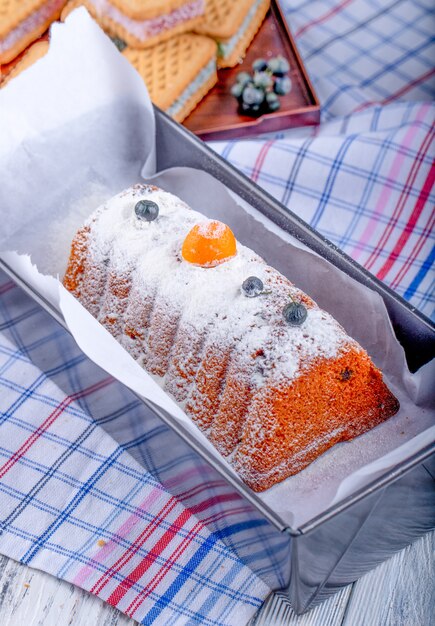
61, 0, 205, 49
1, 39, 49, 87
108, 0, 195, 21
196, 0, 270, 68
0, 0, 65, 64
123, 33, 217, 122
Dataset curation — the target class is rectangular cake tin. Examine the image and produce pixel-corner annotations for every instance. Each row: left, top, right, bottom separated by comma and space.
1, 107, 434, 614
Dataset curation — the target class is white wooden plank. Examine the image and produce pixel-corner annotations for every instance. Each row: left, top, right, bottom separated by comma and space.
0, 555, 351, 626
0, 556, 136, 626
1, 531, 433, 626
0, 554, 352, 626
249, 586, 353, 626
342, 531, 435, 626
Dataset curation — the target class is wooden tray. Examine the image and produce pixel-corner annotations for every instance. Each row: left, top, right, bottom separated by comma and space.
183, 0, 320, 140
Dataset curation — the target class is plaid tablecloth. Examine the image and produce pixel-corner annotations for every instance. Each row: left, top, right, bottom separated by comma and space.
1, 1, 434, 625
213, 0, 435, 320
0, 275, 272, 625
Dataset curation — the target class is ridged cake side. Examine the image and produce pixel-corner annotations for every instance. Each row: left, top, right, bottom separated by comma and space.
63, 184, 399, 491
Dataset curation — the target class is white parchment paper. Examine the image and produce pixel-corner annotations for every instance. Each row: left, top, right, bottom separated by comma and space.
0, 9, 433, 527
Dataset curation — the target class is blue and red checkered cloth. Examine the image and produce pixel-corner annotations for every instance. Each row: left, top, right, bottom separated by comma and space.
1, 1, 434, 624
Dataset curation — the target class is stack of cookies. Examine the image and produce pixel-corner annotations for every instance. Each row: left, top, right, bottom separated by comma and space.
1, 0, 271, 122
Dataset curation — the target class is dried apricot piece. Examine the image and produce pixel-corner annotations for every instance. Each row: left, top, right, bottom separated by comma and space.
182, 221, 237, 268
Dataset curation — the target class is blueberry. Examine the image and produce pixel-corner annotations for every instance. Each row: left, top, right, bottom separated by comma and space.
231, 82, 244, 98
252, 58, 268, 72
242, 86, 264, 105
272, 56, 290, 76
283, 302, 307, 326
241, 102, 262, 115
274, 76, 292, 95
253, 71, 273, 89
266, 91, 280, 111
236, 71, 251, 87
135, 200, 159, 222
268, 56, 290, 76
242, 276, 264, 297
277, 56, 290, 73
266, 57, 280, 74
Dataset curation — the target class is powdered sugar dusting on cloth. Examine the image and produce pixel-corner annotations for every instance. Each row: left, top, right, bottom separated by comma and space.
86, 0, 204, 40
77, 185, 351, 390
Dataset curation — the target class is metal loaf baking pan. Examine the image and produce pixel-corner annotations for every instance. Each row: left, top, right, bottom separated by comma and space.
1, 107, 434, 614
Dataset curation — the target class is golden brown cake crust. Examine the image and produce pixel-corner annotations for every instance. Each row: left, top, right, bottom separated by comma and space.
231, 351, 399, 491
62, 225, 91, 297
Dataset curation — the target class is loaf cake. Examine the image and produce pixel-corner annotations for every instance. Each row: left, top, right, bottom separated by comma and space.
63, 185, 399, 491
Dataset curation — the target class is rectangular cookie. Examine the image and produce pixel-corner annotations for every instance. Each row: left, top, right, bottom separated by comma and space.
195, 0, 270, 68
108, 0, 192, 20
1, 39, 49, 86
0, 0, 65, 63
123, 33, 217, 122
61, 0, 205, 49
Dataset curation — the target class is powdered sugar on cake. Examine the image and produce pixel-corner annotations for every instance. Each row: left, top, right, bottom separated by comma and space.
82, 185, 352, 390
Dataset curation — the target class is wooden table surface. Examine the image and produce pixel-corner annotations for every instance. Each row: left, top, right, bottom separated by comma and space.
0, 530, 433, 626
